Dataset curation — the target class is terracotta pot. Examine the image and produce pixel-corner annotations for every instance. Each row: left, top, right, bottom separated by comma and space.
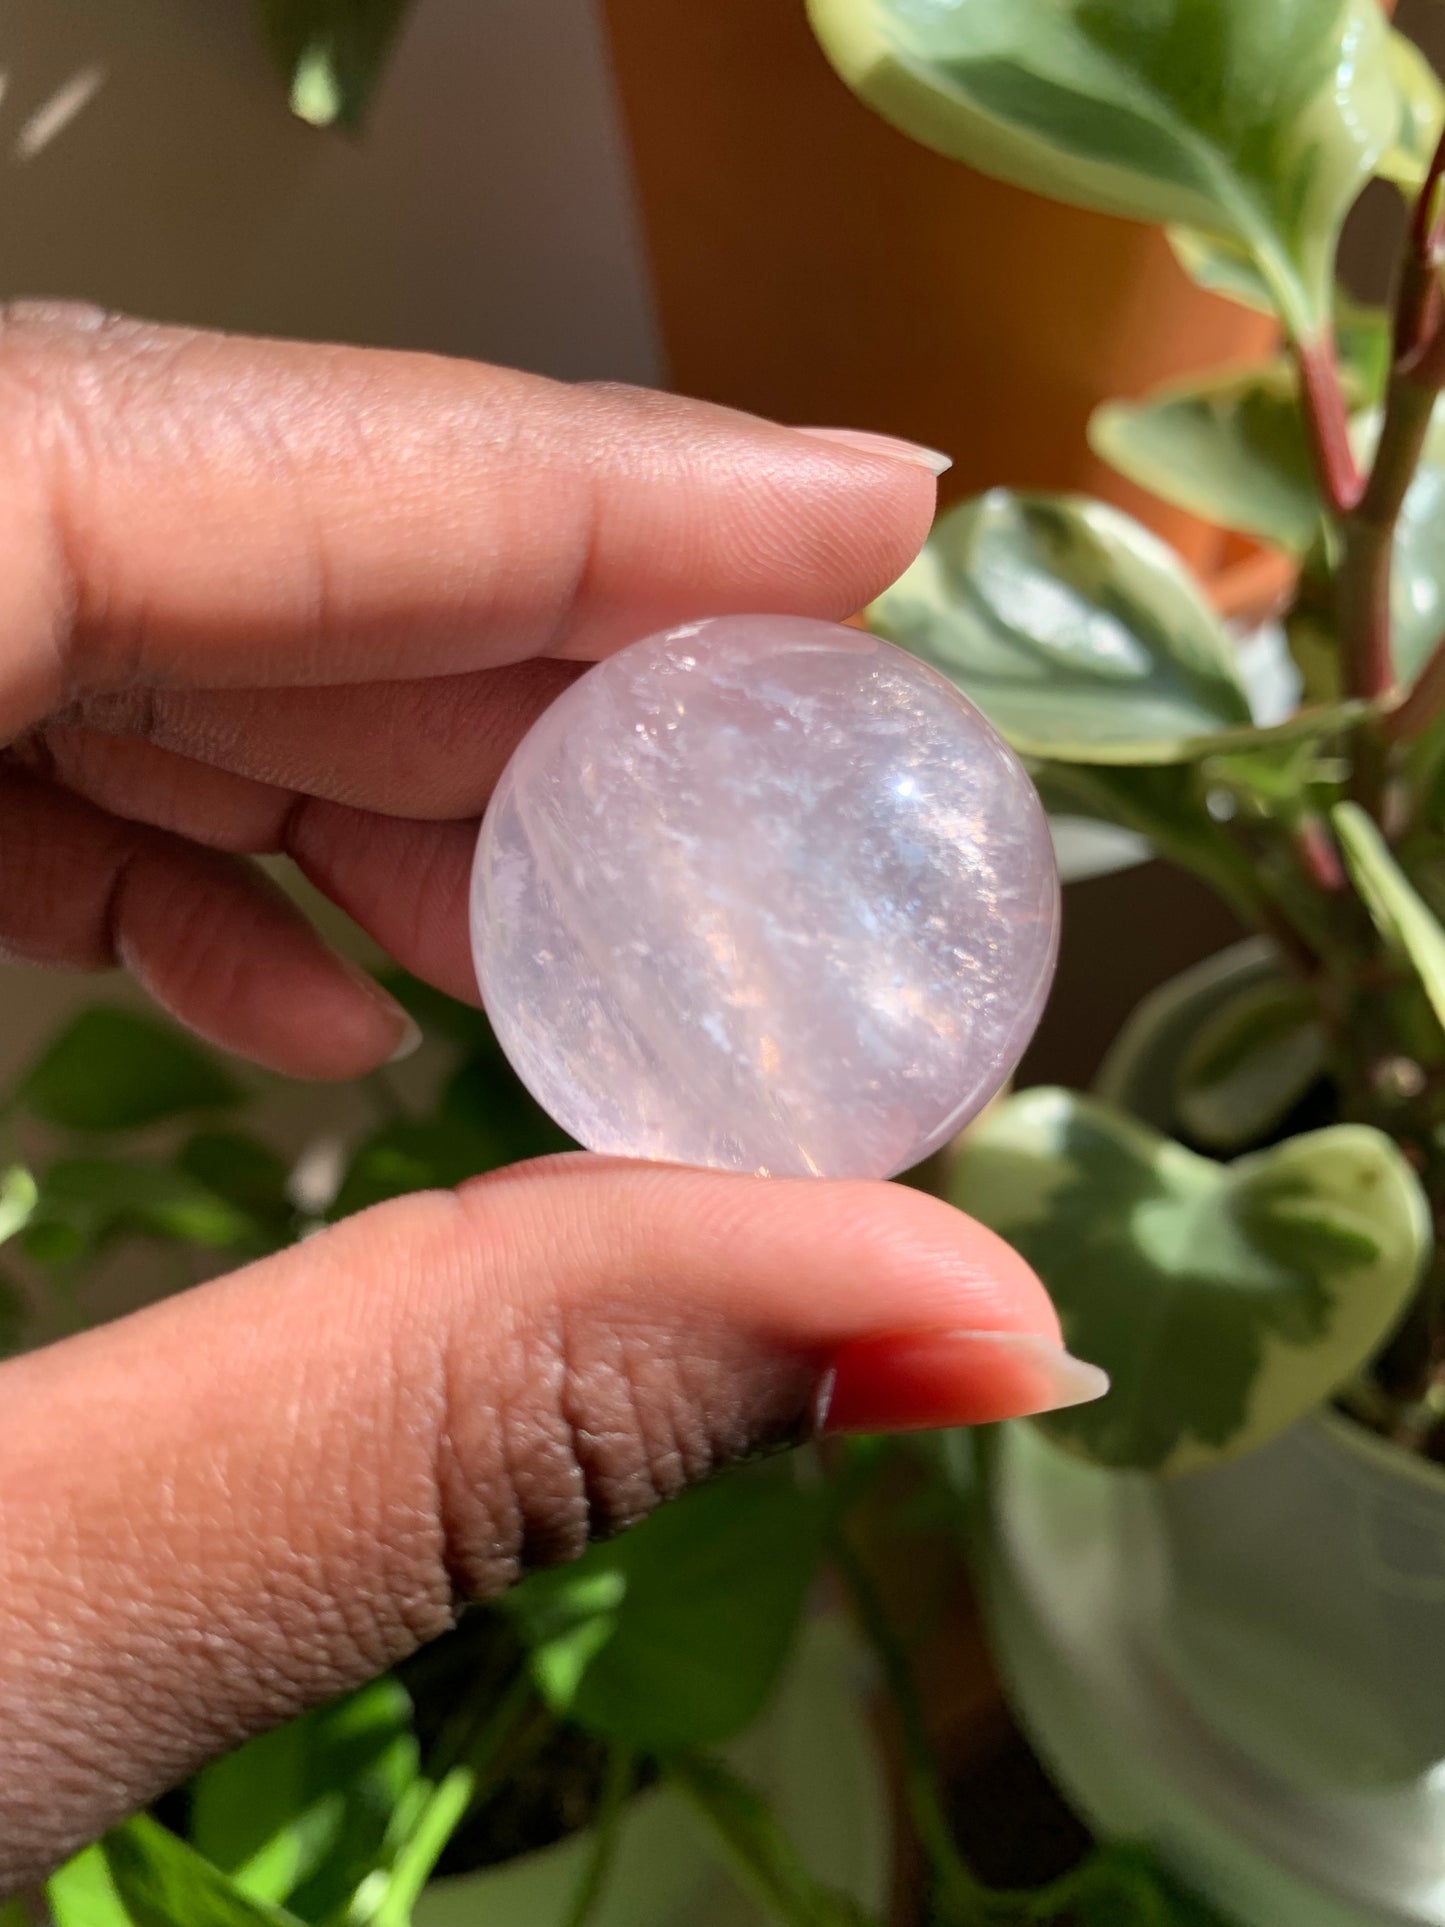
600, 0, 1278, 580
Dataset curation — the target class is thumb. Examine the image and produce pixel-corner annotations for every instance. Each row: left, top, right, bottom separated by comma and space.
0, 1156, 1101, 1888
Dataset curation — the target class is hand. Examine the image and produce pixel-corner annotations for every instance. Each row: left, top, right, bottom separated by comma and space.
0, 305, 1101, 1892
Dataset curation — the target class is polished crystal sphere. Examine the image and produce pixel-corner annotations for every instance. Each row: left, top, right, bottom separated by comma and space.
471, 615, 1058, 1180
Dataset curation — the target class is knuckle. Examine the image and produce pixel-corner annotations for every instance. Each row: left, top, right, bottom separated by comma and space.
0, 305, 186, 712
434, 1288, 815, 1600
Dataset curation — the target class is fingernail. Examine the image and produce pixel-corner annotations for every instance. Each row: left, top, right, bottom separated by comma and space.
387, 1014, 424, 1064
795, 426, 953, 476
340, 958, 424, 1063
818, 1329, 1109, 1436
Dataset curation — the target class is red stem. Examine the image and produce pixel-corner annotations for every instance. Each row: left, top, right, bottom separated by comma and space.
1387, 629, 1445, 741
1410, 124, 1445, 264
1295, 338, 1364, 517
1295, 816, 1346, 892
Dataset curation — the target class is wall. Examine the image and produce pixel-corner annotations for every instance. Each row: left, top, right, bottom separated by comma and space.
0, 0, 662, 1084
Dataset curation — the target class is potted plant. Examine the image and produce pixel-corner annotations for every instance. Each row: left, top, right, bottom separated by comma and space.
4, 983, 1218, 1927
807, 1, 1445, 1921
13, 5, 1445, 1926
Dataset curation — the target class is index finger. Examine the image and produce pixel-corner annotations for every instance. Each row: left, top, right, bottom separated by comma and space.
0, 305, 939, 738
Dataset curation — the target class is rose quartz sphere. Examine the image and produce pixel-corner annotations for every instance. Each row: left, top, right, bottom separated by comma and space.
471, 615, 1059, 1179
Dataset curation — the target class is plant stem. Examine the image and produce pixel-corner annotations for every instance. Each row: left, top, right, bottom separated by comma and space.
669, 1752, 879, 1927
1294, 336, 1362, 519
1338, 371, 1436, 705
1293, 816, 1345, 894
1403, 125, 1445, 353
562, 1749, 635, 1927
1329, 129, 1445, 799
357, 1673, 549, 1927
368, 1766, 477, 1927
830, 1529, 994, 1927
1386, 629, 1445, 742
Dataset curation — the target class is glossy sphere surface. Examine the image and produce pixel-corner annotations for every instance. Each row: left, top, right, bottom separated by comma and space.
471, 616, 1058, 1179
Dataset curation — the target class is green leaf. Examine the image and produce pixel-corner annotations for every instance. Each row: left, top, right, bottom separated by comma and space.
1335, 801, 1445, 1034
870, 491, 1254, 763
1377, 28, 1445, 191
1091, 291, 1390, 556
176, 1132, 290, 1217
503, 1468, 823, 1753
1090, 360, 1322, 555
366, 1767, 478, 1927
0, 1164, 39, 1247
807, 0, 1397, 339
27, 1157, 256, 1260
189, 1679, 419, 1914
952, 1088, 1429, 1472
102, 1815, 305, 1927
252, 0, 416, 130
1166, 225, 1273, 314
20, 1007, 240, 1132
47, 1843, 132, 1927
1175, 979, 1329, 1151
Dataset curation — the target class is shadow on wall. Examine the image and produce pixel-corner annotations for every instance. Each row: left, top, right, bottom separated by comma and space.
0, 0, 662, 380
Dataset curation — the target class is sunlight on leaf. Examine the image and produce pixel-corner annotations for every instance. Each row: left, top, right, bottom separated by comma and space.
189, 1680, 419, 1915
808, 0, 1397, 339
953, 1089, 1429, 1472
0, 1165, 38, 1248
1377, 28, 1445, 191
103, 1815, 305, 1925
253, 0, 416, 130
870, 491, 1258, 763
46, 1844, 131, 1927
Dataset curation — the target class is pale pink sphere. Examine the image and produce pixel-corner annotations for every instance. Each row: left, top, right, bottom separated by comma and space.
471, 615, 1058, 1179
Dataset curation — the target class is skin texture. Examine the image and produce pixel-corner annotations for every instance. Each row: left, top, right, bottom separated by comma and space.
0, 305, 1067, 1891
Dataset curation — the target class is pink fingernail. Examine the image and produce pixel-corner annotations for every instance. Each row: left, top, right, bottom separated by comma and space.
338, 959, 423, 1063
819, 1329, 1109, 1436
386, 1014, 424, 1063
795, 427, 953, 476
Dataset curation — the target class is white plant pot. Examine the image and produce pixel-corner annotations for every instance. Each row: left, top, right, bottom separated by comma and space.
983, 1419, 1445, 1927
412, 1613, 892, 1927
980, 938, 1445, 1927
